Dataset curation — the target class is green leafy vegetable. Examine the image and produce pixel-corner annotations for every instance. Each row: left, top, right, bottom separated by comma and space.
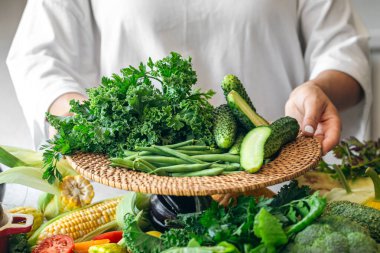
122, 181, 325, 253
8, 234, 30, 253
121, 211, 162, 253
317, 137, 380, 180
43, 52, 216, 183
253, 208, 287, 248
270, 181, 311, 208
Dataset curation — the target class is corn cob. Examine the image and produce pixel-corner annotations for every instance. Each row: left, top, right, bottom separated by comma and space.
29, 197, 121, 245
59, 175, 94, 212
8, 207, 44, 237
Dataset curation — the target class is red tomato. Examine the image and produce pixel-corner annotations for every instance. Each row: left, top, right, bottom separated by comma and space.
92, 231, 123, 243
32, 235, 74, 253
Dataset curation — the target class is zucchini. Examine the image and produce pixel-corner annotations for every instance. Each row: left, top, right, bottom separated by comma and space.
213, 104, 237, 149
227, 91, 269, 129
264, 116, 299, 158
240, 126, 272, 173
240, 116, 299, 173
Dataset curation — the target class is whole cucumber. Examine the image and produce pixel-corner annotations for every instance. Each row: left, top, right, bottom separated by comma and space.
213, 104, 237, 149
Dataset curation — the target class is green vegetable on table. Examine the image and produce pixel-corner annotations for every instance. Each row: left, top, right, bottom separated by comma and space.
240, 117, 299, 173
42, 52, 216, 183
317, 137, 380, 179
240, 126, 272, 173
221, 75, 269, 129
161, 241, 240, 253
283, 215, 379, 253
252, 208, 288, 252
112, 141, 242, 177
324, 201, 380, 242
119, 181, 324, 253
226, 90, 269, 130
213, 104, 238, 149
171, 167, 225, 177
228, 132, 245, 155
8, 234, 30, 253
263, 117, 299, 159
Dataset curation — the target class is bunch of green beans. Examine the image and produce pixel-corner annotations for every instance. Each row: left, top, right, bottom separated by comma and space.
109, 139, 242, 177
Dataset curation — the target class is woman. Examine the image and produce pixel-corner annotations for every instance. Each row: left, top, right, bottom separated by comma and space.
7, 0, 371, 155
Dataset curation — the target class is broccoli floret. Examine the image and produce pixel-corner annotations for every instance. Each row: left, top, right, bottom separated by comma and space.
324, 201, 380, 242
292, 224, 332, 246
283, 215, 379, 253
317, 215, 368, 236
313, 232, 349, 253
347, 232, 380, 253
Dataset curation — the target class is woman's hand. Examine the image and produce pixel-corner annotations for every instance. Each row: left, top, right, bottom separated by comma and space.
48, 92, 87, 138
285, 70, 363, 155
285, 81, 341, 155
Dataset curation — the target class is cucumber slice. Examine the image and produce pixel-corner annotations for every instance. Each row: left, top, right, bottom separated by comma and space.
227, 90, 269, 128
240, 126, 272, 173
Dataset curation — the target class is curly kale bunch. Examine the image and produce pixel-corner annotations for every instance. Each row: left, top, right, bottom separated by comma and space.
43, 52, 215, 183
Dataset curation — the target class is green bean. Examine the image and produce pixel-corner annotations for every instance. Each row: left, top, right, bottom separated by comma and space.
125, 151, 153, 160
222, 171, 242, 175
110, 158, 151, 173
134, 147, 168, 156
174, 145, 211, 151
110, 158, 133, 168
135, 156, 189, 165
135, 158, 157, 170
152, 163, 211, 174
124, 150, 137, 156
176, 149, 224, 155
164, 139, 196, 148
211, 163, 241, 171
191, 154, 240, 163
171, 167, 224, 177
153, 145, 206, 164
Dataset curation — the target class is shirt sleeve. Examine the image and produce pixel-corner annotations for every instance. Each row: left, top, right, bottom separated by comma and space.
6, 0, 99, 147
298, 0, 372, 138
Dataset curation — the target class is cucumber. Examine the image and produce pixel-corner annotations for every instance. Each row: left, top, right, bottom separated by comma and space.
228, 132, 245, 155
240, 116, 299, 173
227, 90, 269, 130
240, 126, 272, 173
264, 116, 299, 158
213, 104, 237, 149
222, 74, 256, 111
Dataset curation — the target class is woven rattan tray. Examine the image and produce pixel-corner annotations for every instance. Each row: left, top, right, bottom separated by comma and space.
66, 135, 321, 196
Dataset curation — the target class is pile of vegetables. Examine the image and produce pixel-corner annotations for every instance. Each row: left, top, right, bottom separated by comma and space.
2, 142, 380, 252
41, 52, 300, 183
6, 53, 380, 252
119, 182, 328, 252
110, 140, 241, 176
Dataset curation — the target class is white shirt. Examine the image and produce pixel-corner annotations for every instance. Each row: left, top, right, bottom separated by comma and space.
7, 0, 371, 148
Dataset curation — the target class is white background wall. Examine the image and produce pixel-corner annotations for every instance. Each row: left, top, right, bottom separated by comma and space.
0, 0, 31, 149
0, 0, 379, 207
